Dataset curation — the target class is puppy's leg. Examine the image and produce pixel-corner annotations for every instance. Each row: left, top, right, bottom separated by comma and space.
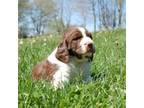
52, 71, 70, 89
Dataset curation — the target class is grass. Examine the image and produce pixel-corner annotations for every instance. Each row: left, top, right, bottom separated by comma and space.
18, 29, 126, 108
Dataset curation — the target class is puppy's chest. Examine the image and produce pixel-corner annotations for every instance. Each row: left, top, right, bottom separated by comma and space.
68, 62, 84, 78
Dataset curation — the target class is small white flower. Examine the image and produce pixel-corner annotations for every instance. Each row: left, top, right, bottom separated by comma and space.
32, 39, 36, 43
115, 41, 118, 46
19, 40, 23, 45
49, 34, 53, 38
43, 38, 47, 42
108, 95, 113, 101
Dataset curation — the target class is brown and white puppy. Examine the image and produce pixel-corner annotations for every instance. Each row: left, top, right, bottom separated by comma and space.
32, 27, 96, 88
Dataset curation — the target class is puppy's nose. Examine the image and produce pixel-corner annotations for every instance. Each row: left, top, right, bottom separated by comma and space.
86, 43, 96, 53
87, 43, 93, 49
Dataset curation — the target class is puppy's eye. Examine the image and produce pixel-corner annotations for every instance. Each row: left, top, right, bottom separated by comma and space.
73, 36, 82, 40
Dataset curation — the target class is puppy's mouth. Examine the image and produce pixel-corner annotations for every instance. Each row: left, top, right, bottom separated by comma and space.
71, 51, 92, 60
83, 52, 93, 58
68, 45, 95, 60
82, 46, 95, 57
82, 47, 95, 60
87, 45, 96, 53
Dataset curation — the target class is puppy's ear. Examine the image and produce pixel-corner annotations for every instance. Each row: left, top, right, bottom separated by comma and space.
55, 40, 69, 63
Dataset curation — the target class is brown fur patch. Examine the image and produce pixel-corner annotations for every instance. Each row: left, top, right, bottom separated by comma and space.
32, 59, 58, 80
85, 30, 93, 39
55, 40, 69, 63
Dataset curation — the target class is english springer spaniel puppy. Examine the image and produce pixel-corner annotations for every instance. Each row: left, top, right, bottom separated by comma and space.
32, 27, 96, 88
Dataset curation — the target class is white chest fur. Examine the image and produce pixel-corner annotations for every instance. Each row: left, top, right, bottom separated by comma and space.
48, 48, 92, 88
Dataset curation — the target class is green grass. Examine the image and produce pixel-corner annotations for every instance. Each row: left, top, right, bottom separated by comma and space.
18, 29, 126, 108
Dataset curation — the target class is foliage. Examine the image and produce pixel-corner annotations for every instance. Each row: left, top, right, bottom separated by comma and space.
18, 0, 126, 37
18, 29, 126, 107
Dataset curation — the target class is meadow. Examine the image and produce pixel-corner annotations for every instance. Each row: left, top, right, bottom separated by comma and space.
18, 29, 126, 108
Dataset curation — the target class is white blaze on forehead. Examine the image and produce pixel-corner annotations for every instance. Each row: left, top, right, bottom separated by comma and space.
77, 27, 93, 43
77, 27, 86, 37
77, 27, 94, 54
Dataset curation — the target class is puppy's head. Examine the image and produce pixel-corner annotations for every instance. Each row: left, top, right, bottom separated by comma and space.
56, 27, 96, 63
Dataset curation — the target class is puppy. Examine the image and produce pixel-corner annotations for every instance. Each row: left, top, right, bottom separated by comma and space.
32, 27, 96, 88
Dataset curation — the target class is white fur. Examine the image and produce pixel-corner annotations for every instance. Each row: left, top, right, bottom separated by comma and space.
48, 48, 71, 88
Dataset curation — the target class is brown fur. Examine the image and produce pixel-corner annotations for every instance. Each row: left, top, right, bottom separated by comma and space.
85, 30, 92, 39
32, 59, 58, 80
